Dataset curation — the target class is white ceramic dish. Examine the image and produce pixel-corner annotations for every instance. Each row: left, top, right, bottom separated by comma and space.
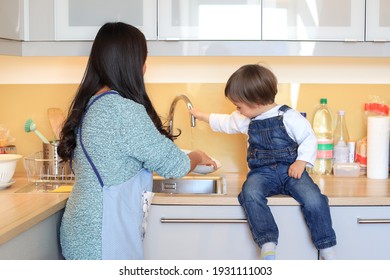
0, 154, 22, 184
0, 179, 15, 189
181, 149, 222, 174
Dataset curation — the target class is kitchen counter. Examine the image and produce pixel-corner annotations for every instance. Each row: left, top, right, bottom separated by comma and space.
152, 173, 390, 206
0, 177, 68, 245
1, 173, 390, 245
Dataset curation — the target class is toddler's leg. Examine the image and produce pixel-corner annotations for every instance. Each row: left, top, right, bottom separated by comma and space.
238, 171, 279, 258
319, 246, 336, 260
286, 172, 337, 253
260, 242, 277, 260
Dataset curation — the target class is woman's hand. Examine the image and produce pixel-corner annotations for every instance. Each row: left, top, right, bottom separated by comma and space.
187, 150, 217, 172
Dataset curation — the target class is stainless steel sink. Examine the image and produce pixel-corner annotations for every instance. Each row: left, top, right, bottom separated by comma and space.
16, 175, 227, 195
152, 175, 226, 194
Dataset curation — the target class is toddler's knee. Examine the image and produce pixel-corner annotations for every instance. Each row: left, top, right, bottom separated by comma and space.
304, 194, 328, 210
240, 184, 266, 202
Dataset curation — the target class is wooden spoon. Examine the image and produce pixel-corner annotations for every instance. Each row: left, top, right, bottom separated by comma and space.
47, 108, 65, 141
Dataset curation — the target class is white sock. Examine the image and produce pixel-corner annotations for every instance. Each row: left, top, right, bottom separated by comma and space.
261, 242, 276, 260
320, 246, 336, 260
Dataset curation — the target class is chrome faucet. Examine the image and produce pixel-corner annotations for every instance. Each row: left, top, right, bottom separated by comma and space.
167, 94, 196, 136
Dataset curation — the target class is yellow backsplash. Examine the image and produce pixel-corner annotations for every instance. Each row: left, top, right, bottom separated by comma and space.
1, 83, 389, 176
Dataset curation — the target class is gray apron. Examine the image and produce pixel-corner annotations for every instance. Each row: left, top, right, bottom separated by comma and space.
79, 91, 153, 260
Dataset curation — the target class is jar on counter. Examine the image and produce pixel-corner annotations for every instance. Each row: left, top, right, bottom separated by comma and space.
0, 145, 17, 154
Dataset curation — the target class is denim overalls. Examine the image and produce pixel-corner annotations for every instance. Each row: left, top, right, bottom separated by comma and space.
238, 105, 337, 250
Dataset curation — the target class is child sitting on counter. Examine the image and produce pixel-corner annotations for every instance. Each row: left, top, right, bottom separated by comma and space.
190, 64, 337, 260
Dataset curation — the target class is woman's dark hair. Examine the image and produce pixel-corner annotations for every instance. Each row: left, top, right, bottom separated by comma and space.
224, 64, 278, 105
58, 22, 172, 161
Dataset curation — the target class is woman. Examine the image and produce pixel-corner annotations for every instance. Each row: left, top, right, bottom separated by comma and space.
58, 22, 216, 260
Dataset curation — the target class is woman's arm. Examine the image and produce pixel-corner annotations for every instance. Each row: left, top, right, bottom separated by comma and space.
122, 103, 216, 177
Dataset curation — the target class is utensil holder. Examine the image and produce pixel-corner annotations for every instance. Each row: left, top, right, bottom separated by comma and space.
43, 141, 71, 177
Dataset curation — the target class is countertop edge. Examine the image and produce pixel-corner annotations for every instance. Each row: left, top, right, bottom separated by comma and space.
151, 194, 390, 206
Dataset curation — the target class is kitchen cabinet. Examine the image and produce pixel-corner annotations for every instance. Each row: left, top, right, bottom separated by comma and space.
330, 206, 390, 260
144, 205, 318, 260
0, 211, 63, 260
366, 0, 390, 41
0, 0, 23, 40
1, 0, 390, 56
54, 0, 157, 40
262, 0, 365, 41
0, 0, 156, 41
0, 0, 54, 41
158, 0, 262, 40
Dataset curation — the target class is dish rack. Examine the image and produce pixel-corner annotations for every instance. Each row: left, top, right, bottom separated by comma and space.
23, 151, 74, 190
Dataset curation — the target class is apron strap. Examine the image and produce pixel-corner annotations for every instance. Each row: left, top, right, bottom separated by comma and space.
79, 90, 119, 188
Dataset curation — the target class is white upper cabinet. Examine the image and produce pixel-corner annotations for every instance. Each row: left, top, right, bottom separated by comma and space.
1, 0, 390, 56
0, 0, 24, 40
262, 0, 365, 41
0, 0, 54, 41
366, 0, 390, 41
158, 0, 262, 40
54, 0, 157, 40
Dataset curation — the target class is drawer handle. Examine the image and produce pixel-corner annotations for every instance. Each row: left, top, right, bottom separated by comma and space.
161, 218, 247, 224
357, 218, 390, 224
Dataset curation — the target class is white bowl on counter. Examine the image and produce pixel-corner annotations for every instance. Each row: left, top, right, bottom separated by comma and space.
0, 154, 22, 187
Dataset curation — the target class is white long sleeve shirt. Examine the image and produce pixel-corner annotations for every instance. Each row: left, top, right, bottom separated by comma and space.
209, 105, 317, 167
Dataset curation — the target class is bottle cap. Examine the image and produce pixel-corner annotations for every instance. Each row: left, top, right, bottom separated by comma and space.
338, 110, 345, 115
320, 98, 327, 105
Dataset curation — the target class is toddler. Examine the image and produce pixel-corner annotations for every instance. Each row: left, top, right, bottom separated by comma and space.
191, 64, 336, 260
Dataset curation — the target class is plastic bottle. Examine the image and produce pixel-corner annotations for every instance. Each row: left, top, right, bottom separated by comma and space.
311, 98, 333, 175
333, 110, 350, 164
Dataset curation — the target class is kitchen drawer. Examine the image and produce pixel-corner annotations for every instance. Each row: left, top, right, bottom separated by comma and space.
144, 205, 317, 260
331, 206, 390, 259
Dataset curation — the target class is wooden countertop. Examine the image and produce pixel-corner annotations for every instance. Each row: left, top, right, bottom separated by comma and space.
1, 173, 390, 245
152, 173, 390, 206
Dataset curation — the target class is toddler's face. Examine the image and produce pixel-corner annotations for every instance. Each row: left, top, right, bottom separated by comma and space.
231, 101, 263, 119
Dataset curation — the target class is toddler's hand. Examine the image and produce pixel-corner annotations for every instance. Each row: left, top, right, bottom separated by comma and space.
288, 160, 306, 179
189, 108, 210, 123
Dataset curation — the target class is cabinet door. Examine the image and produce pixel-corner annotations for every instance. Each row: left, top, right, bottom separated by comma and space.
158, 0, 262, 40
144, 205, 259, 260
144, 205, 317, 260
366, 0, 390, 41
0, 212, 63, 260
331, 206, 390, 259
270, 206, 318, 259
0, 0, 55, 41
262, 0, 365, 41
0, 0, 24, 40
54, 0, 157, 40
